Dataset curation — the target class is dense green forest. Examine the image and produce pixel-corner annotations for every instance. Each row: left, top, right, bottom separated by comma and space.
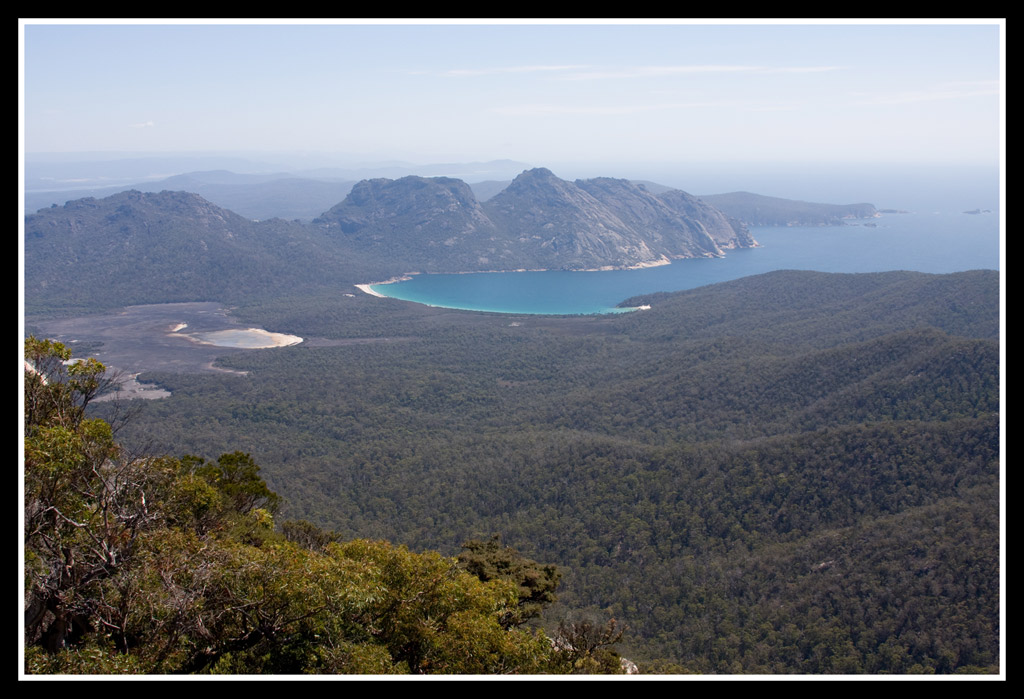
65, 268, 1001, 674
697, 191, 878, 226
23, 337, 625, 674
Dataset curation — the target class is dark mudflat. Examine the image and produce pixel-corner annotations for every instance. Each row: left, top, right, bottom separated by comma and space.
29, 302, 269, 375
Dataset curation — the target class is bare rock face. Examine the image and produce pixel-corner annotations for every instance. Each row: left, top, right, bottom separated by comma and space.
315, 176, 497, 240
483, 169, 665, 269
654, 188, 759, 250
316, 168, 758, 272
483, 169, 756, 269
313, 176, 515, 272
575, 177, 726, 259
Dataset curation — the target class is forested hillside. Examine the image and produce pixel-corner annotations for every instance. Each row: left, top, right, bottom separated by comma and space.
85, 269, 1001, 674
697, 191, 879, 226
23, 190, 399, 317
23, 337, 624, 674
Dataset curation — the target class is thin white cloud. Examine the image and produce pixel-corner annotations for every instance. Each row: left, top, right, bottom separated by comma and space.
850, 80, 998, 105
428, 64, 841, 80
424, 65, 591, 77
489, 100, 740, 116
745, 104, 802, 112
557, 65, 843, 80
129, 120, 155, 128
490, 103, 660, 116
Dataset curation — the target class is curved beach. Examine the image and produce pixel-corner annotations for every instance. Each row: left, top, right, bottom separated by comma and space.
355, 274, 416, 298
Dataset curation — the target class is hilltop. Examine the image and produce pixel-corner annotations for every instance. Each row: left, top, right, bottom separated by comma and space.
315, 167, 756, 273
25, 168, 760, 314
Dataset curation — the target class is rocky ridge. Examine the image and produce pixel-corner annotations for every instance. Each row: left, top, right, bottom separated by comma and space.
317, 168, 757, 272
24, 169, 761, 313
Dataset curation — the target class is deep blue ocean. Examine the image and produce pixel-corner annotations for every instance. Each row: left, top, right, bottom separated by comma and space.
368, 207, 1000, 315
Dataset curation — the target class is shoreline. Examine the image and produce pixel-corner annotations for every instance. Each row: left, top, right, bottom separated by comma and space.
352, 258, 680, 314
355, 274, 416, 297
172, 327, 304, 349
354, 256, 678, 297
354, 284, 387, 298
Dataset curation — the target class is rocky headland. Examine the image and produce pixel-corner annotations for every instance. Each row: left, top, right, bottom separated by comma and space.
316, 168, 757, 273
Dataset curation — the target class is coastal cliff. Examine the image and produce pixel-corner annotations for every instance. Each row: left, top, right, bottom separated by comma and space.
318, 168, 757, 272
24, 169, 763, 313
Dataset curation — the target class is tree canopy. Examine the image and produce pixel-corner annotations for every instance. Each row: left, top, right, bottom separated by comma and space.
23, 337, 622, 675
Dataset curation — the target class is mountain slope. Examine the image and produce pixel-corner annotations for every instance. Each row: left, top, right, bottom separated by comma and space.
23, 190, 378, 315
93, 269, 1000, 674
698, 191, 878, 226
316, 168, 757, 272
482, 168, 672, 269
313, 176, 510, 272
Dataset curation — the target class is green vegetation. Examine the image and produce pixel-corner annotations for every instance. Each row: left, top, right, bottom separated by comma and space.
76, 269, 1000, 674
23, 177, 1001, 675
457, 535, 562, 628
23, 176, 758, 318
23, 338, 625, 675
697, 191, 878, 226
23, 190, 403, 317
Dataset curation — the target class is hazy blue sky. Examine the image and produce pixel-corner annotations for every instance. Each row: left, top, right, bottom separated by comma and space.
20, 20, 1002, 168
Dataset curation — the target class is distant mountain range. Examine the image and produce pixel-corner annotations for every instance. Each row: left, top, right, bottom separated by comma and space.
23, 158, 534, 221
313, 168, 756, 273
23, 166, 880, 315
26, 164, 880, 228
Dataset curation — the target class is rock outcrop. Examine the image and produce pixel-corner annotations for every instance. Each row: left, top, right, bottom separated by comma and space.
575, 176, 752, 258
314, 176, 514, 272
318, 168, 757, 272
483, 169, 668, 269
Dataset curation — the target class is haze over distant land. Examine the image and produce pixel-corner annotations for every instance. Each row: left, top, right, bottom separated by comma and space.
21, 21, 1002, 220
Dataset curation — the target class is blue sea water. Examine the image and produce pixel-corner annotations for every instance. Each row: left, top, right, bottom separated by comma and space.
369, 208, 1001, 316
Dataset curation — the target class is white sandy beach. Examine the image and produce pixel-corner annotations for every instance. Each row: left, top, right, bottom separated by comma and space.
354, 283, 387, 298
355, 274, 416, 298
173, 327, 304, 349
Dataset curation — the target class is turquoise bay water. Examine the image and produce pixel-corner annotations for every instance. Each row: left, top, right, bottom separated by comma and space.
369, 210, 1001, 315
